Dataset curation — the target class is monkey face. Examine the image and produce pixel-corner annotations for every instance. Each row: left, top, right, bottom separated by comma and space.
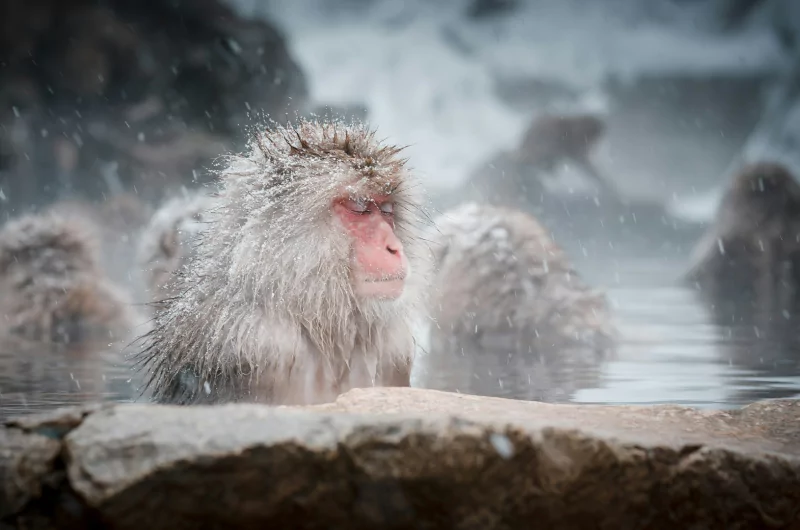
333, 194, 409, 300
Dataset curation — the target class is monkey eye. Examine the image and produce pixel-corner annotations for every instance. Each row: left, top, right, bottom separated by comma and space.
378, 202, 394, 214
344, 198, 369, 213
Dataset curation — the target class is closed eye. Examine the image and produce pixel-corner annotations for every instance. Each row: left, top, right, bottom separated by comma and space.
344, 198, 369, 214
379, 202, 394, 214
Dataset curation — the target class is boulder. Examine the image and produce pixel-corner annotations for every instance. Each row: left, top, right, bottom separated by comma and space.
0, 404, 108, 528
0, 388, 798, 529
0, 429, 60, 519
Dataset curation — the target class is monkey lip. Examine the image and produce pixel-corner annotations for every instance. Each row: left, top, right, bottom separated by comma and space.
362, 272, 407, 283
356, 273, 407, 299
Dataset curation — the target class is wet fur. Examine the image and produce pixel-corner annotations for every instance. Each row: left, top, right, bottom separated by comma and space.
135, 119, 431, 405
428, 203, 616, 357
0, 211, 136, 343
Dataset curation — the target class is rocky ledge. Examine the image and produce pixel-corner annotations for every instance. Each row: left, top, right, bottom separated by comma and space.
1, 388, 799, 529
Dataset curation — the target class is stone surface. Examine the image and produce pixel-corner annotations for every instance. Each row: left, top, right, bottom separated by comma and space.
0, 428, 60, 519
315, 388, 800, 456
0, 388, 799, 529
6, 403, 108, 438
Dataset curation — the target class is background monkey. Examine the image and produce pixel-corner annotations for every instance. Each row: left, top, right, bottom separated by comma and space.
0, 211, 136, 343
138, 190, 215, 303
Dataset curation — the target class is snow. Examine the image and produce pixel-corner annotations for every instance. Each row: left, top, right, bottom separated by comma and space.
231, 0, 788, 218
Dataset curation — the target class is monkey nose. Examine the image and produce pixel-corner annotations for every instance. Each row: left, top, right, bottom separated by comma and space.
384, 231, 404, 257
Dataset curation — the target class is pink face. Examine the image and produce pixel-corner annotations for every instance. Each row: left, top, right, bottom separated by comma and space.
333, 194, 409, 300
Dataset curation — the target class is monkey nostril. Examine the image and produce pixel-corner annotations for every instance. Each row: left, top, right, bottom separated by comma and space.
386, 245, 398, 255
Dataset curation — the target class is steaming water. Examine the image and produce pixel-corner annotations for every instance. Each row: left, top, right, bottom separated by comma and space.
411, 249, 800, 411
2, 249, 799, 420
0, 342, 140, 419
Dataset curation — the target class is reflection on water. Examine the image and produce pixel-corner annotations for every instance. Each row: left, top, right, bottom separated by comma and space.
414, 251, 800, 410
581, 254, 800, 409
0, 338, 140, 420
2, 252, 800, 418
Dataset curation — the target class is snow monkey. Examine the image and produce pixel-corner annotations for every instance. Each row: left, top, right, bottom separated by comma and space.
0, 210, 136, 343
686, 161, 800, 327
135, 119, 431, 405
427, 202, 616, 357
458, 113, 617, 212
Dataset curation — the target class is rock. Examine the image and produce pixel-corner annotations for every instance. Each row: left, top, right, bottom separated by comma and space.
319, 388, 800, 453
0, 388, 798, 528
6, 403, 109, 439
0, 0, 308, 211
0, 428, 60, 518
1, 405, 98, 517
1, 406, 105, 529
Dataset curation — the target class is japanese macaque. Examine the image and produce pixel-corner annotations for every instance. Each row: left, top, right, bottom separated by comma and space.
135, 120, 431, 406
459, 113, 616, 210
422, 203, 615, 400
138, 190, 215, 302
685, 162, 800, 328
517, 114, 607, 175
0, 211, 137, 343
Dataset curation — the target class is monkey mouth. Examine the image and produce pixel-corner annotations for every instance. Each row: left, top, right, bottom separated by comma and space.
363, 272, 407, 283
356, 273, 406, 299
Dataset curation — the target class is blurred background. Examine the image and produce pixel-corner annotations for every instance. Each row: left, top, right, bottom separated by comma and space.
2, 0, 800, 416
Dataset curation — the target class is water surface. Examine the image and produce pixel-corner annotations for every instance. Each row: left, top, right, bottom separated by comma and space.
2, 251, 799, 420
414, 249, 800, 410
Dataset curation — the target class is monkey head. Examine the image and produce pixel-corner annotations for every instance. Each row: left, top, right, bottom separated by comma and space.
717, 161, 800, 232
0, 213, 99, 279
728, 162, 800, 204
215, 119, 427, 319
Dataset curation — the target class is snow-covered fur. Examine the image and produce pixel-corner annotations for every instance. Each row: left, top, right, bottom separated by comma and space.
135, 119, 431, 405
138, 189, 216, 302
428, 203, 616, 358
0, 211, 136, 343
